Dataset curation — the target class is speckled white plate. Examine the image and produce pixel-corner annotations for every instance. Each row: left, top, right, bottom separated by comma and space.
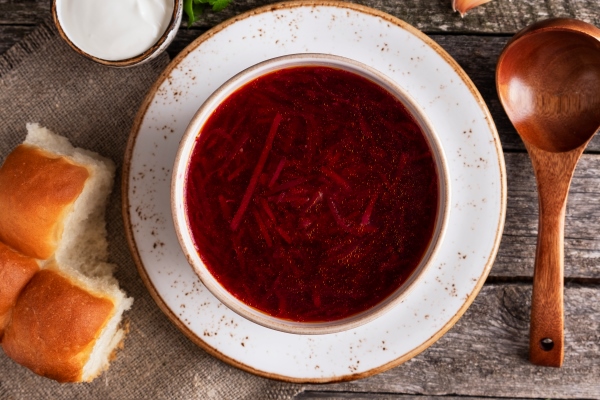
123, 1, 506, 382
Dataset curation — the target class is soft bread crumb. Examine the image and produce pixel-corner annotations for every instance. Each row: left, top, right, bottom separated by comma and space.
82, 288, 132, 382
108, 321, 130, 362
20, 124, 133, 382
25, 123, 116, 276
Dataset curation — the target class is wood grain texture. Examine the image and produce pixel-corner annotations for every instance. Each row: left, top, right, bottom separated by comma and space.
1, 0, 598, 34
0, 25, 34, 56
2, 5, 600, 151
301, 284, 600, 399
296, 393, 507, 399
494, 153, 600, 280
169, 33, 599, 153
1, 2, 599, 398
524, 146, 583, 367
433, 34, 600, 153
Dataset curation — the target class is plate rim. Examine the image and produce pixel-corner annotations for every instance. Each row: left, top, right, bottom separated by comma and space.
122, 0, 507, 383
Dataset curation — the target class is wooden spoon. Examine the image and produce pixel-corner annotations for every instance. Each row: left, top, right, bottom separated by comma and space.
496, 18, 600, 367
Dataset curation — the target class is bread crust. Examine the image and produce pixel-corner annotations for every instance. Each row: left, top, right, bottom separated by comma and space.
0, 242, 39, 338
1, 269, 115, 382
0, 145, 89, 260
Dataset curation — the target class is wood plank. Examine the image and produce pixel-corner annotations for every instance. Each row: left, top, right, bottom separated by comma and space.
165, 27, 203, 58
0, 0, 48, 25
296, 392, 507, 399
1, 10, 598, 153
0, 26, 525, 154
493, 153, 600, 279
0, 25, 35, 56
430, 35, 520, 151
0, 0, 598, 34
164, 33, 599, 153
302, 284, 600, 399
429, 35, 600, 152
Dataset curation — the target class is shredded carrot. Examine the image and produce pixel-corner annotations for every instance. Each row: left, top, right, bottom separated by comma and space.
260, 198, 277, 223
227, 164, 245, 181
361, 192, 379, 226
326, 196, 352, 232
230, 113, 283, 231
252, 208, 272, 247
321, 167, 351, 190
269, 177, 309, 194
268, 157, 286, 188
275, 226, 293, 244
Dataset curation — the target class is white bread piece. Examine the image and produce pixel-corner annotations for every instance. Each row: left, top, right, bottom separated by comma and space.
2, 267, 132, 383
0, 124, 133, 383
24, 123, 116, 277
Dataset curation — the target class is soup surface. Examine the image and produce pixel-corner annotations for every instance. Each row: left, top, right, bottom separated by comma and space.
185, 66, 439, 322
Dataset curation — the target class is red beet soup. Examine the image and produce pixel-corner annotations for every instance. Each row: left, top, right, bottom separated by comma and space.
185, 66, 439, 322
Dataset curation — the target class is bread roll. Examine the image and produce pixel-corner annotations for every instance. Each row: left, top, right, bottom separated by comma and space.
2, 268, 132, 383
0, 145, 89, 260
0, 242, 39, 338
0, 124, 133, 382
23, 124, 118, 276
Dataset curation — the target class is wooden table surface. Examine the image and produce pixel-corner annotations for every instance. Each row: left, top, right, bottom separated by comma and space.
2, 1, 600, 398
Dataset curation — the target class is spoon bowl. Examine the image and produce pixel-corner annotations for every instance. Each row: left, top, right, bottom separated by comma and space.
497, 18, 600, 367
498, 19, 600, 153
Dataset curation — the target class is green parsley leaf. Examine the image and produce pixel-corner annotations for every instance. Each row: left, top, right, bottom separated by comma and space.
193, 3, 205, 16
184, 0, 232, 27
209, 0, 231, 12
183, 0, 197, 27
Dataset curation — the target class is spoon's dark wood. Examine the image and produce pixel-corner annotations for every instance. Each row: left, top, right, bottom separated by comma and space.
497, 18, 600, 367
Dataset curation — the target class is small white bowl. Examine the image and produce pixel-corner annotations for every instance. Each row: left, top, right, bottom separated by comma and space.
172, 53, 450, 334
52, 0, 182, 68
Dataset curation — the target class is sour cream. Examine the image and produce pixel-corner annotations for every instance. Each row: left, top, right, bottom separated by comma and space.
56, 0, 174, 61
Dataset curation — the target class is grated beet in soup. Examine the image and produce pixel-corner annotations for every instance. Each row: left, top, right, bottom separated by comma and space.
185, 66, 439, 322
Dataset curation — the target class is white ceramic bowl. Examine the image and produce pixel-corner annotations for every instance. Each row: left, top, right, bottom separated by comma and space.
172, 53, 450, 334
52, 0, 182, 67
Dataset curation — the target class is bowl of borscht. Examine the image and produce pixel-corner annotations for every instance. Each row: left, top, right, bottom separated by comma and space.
172, 53, 450, 334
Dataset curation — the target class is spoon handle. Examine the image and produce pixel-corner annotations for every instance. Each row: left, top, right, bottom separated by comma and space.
529, 199, 565, 367
526, 146, 582, 367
